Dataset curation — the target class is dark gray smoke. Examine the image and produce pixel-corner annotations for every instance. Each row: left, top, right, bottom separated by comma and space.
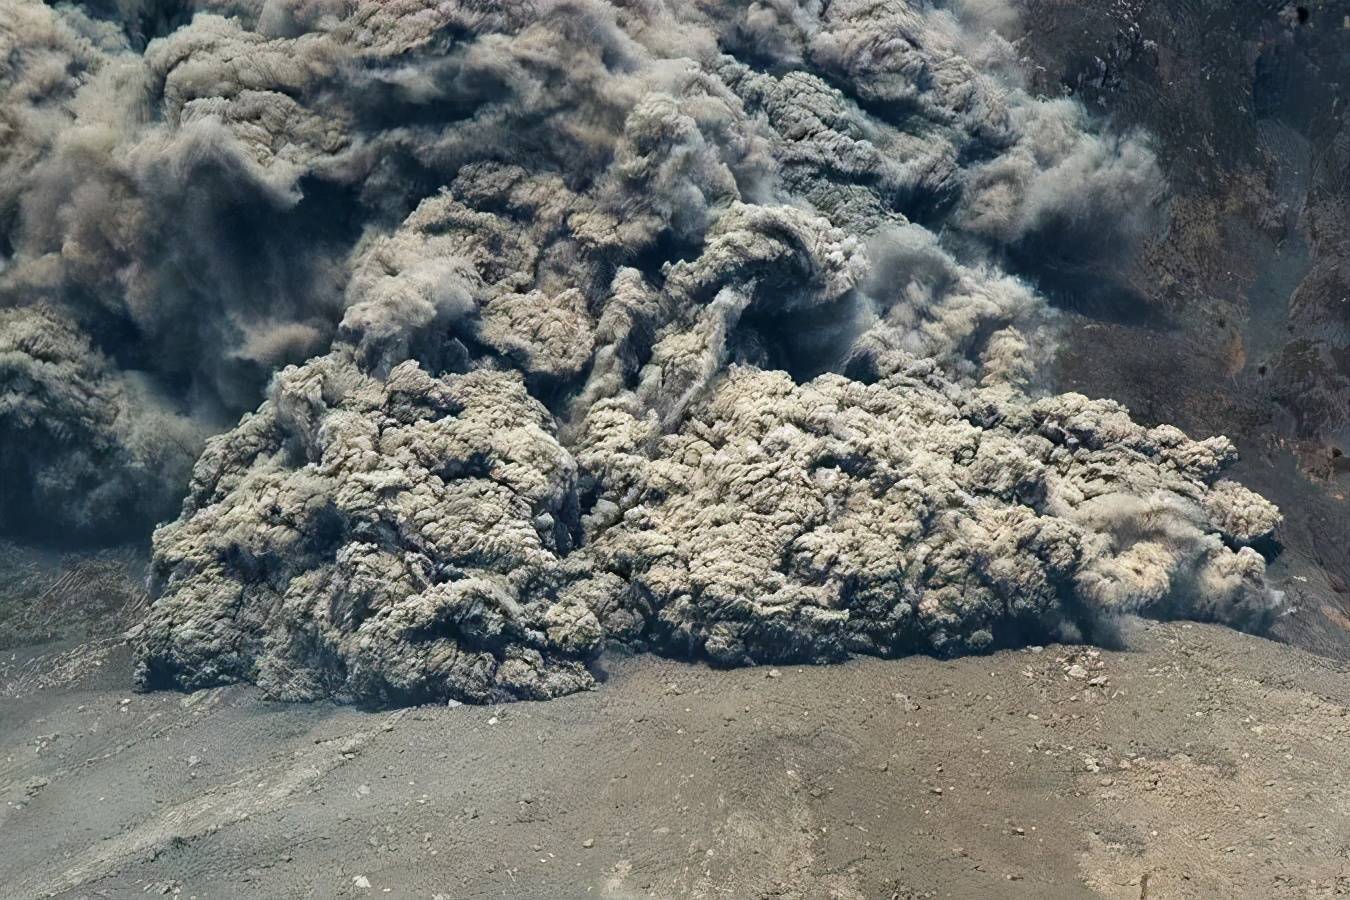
1, 0, 1282, 705
0, 304, 206, 539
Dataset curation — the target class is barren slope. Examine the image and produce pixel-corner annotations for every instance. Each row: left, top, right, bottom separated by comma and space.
4, 618, 1348, 899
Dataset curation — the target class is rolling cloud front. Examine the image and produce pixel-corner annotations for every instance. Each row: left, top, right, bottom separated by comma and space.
0, 0, 1283, 705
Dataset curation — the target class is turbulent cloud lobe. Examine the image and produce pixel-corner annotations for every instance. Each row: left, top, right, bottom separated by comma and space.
0, 0, 1281, 705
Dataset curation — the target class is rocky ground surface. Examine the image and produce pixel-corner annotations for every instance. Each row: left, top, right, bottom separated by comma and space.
4, 613, 1349, 899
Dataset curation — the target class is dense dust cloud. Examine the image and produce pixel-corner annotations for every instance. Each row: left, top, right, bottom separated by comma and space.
0, 0, 1283, 704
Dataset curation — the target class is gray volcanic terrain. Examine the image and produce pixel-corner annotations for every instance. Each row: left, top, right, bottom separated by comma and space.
1, 0, 1348, 896
5, 597, 1350, 898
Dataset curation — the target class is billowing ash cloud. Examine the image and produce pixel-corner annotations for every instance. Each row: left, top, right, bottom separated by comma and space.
1, 0, 1279, 705
0, 304, 207, 539
133, 349, 1281, 706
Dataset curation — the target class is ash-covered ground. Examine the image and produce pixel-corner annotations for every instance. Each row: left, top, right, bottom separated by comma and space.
5, 592, 1350, 899
1, 0, 1349, 895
